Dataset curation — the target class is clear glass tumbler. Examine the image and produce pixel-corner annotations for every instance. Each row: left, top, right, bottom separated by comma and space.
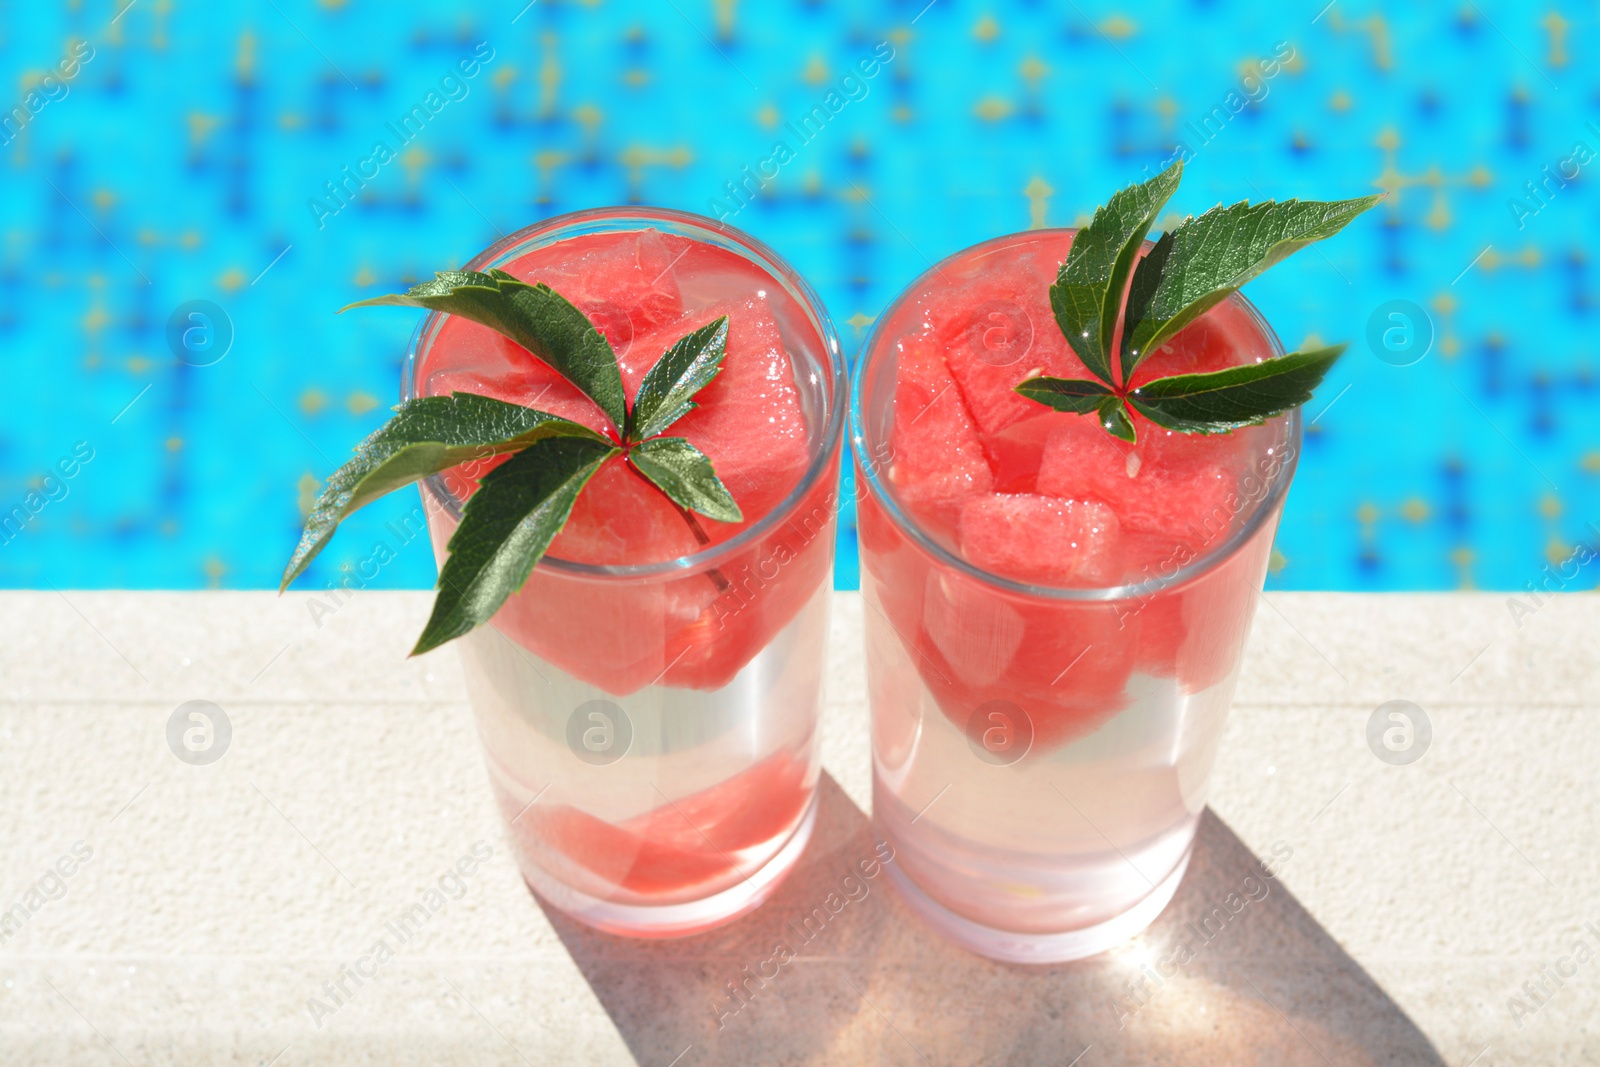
851, 230, 1299, 963
406, 208, 845, 938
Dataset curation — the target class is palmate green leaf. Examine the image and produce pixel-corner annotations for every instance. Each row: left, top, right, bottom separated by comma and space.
414, 437, 619, 656
293, 264, 757, 657
1096, 395, 1138, 442
1012, 376, 1114, 414
628, 436, 743, 523
344, 270, 629, 433
629, 316, 729, 441
1121, 194, 1381, 377
280, 392, 608, 591
1051, 159, 1184, 386
1127, 344, 1346, 433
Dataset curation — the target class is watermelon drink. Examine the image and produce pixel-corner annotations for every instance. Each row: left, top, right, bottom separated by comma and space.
852, 229, 1299, 962
405, 209, 844, 937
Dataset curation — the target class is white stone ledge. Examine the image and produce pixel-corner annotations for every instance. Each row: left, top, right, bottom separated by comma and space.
1, 591, 1594, 1065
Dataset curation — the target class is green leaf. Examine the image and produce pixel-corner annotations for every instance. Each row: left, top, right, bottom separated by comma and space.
344, 270, 629, 434
1127, 344, 1346, 433
280, 392, 607, 591
1121, 195, 1381, 377
629, 316, 729, 441
1096, 395, 1137, 442
627, 436, 743, 523
1013, 376, 1115, 414
413, 437, 618, 656
1051, 159, 1185, 386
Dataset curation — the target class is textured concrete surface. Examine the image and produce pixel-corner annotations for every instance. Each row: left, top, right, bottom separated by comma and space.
0, 590, 1594, 1065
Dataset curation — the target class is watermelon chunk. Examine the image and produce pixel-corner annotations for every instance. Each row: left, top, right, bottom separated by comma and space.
926, 237, 1086, 439
956, 493, 1121, 586
548, 458, 701, 565
885, 338, 994, 535
1129, 511, 1278, 692
941, 300, 1085, 442
510, 745, 813, 901
860, 452, 1138, 755
982, 411, 1062, 494
923, 235, 1107, 492
499, 227, 689, 366
662, 290, 810, 529
920, 567, 1026, 688
1036, 418, 1235, 555
916, 560, 1136, 750
463, 464, 836, 696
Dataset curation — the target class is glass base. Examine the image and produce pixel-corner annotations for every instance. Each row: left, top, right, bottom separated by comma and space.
520, 793, 818, 939
883, 843, 1192, 964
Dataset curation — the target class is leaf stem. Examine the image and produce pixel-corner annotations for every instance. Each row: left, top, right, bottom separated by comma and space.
623, 455, 733, 594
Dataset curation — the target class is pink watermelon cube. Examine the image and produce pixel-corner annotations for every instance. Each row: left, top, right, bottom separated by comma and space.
1036, 418, 1236, 553
956, 493, 1121, 586
885, 337, 994, 534
508, 744, 812, 904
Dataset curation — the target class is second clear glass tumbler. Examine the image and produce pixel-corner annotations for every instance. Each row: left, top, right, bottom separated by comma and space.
851, 228, 1300, 963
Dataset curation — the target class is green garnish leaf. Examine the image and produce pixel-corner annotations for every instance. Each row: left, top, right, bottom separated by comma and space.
413, 437, 618, 656
1127, 344, 1346, 433
1096, 395, 1137, 442
629, 316, 729, 441
279, 392, 608, 591
290, 257, 753, 656
1121, 194, 1382, 377
1012, 376, 1114, 413
628, 436, 743, 523
1015, 164, 1375, 441
1051, 159, 1184, 386
344, 270, 629, 434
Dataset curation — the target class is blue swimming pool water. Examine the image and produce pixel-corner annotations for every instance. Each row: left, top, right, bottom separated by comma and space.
1, 1, 1595, 594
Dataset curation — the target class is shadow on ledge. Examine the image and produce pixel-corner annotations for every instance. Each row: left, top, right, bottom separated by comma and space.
538, 773, 1443, 1067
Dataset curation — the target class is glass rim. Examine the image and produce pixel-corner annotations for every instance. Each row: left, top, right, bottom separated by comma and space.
402, 205, 846, 583
849, 227, 1304, 604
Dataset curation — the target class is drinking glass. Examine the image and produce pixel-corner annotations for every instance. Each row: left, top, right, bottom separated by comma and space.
407, 208, 845, 938
851, 231, 1298, 962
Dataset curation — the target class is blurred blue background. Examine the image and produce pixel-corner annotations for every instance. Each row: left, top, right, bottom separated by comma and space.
2, 0, 1595, 593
